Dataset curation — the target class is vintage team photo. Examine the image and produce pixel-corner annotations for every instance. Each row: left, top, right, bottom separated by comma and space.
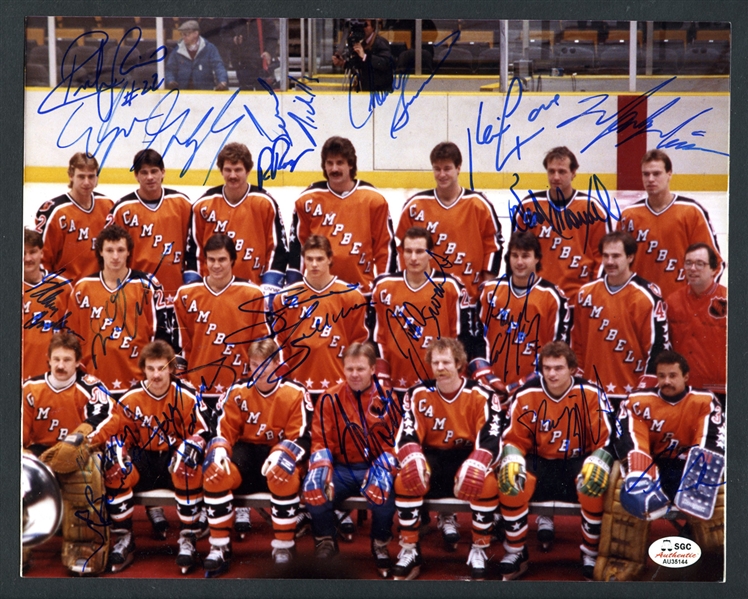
21, 14, 728, 583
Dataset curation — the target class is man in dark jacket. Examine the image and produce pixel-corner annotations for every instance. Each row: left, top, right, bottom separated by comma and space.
165, 20, 228, 91
333, 19, 394, 93
221, 18, 279, 90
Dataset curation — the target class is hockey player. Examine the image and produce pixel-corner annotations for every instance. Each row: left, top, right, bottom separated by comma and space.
34, 152, 114, 284
103, 340, 210, 573
511, 146, 611, 304
596, 351, 725, 581
572, 231, 669, 406
497, 341, 614, 581
272, 235, 369, 399
396, 142, 503, 306
187, 339, 312, 574
185, 142, 288, 294
287, 136, 398, 295
665, 243, 726, 404
393, 338, 503, 581
66, 224, 172, 398
107, 149, 193, 304
372, 226, 471, 396
471, 230, 570, 390
175, 233, 272, 411
618, 149, 723, 299
23, 228, 73, 381
302, 342, 401, 578
23, 332, 119, 575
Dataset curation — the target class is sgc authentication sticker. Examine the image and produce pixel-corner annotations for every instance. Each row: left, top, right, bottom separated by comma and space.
648, 536, 702, 568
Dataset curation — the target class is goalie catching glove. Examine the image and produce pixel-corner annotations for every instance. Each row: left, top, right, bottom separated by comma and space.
169, 434, 206, 480
397, 443, 430, 496
202, 437, 233, 485
576, 448, 614, 497
262, 440, 304, 483
620, 450, 669, 520
360, 452, 397, 505
41, 423, 94, 474
303, 449, 334, 506
454, 448, 493, 501
499, 445, 526, 496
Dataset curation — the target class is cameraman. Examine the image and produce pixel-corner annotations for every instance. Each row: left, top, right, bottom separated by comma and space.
333, 19, 394, 93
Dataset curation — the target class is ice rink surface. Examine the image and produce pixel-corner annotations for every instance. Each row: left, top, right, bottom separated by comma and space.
22, 183, 729, 285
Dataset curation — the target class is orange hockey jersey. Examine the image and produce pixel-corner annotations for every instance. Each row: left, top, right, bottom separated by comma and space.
502, 376, 612, 460
312, 381, 402, 465
186, 185, 288, 285
174, 277, 271, 397
216, 378, 312, 456
372, 271, 470, 392
35, 192, 114, 283
67, 270, 165, 393
115, 379, 208, 452
396, 378, 502, 458
618, 195, 723, 299
23, 371, 119, 448
108, 189, 192, 301
288, 181, 398, 294
271, 277, 369, 393
666, 282, 727, 394
572, 275, 669, 397
616, 387, 725, 462
512, 190, 611, 302
23, 270, 73, 381
396, 188, 503, 303
476, 275, 570, 387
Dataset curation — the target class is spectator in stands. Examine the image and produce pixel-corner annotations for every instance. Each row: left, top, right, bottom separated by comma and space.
333, 19, 394, 92
165, 20, 228, 91
221, 18, 279, 90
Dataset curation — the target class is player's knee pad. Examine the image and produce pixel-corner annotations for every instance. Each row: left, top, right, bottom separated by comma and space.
268, 469, 301, 496
685, 483, 724, 553
394, 470, 428, 497
57, 453, 110, 575
203, 461, 241, 494
578, 488, 605, 514
594, 463, 649, 582
498, 471, 536, 509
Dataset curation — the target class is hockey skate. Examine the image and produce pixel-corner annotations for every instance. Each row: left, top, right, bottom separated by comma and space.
203, 542, 231, 578
109, 531, 135, 573
536, 514, 555, 552
392, 542, 422, 581
146, 506, 170, 540
176, 532, 199, 574
437, 513, 460, 551
234, 507, 251, 540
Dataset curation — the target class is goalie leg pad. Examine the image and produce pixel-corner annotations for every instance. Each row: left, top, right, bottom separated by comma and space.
594, 463, 649, 582
57, 453, 110, 575
685, 483, 725, 553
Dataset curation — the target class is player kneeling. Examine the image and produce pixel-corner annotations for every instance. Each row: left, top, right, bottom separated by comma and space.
103, 341, 210, 574
595, 351, 725, 581
201, 339, 313, 574
393, 338, 503, 581
497, 341, 614, 581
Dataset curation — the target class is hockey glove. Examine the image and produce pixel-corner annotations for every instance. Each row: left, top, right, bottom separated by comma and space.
468, 358, 509, 398
620, 451, 668, 519
41, 422, 94, 474
360, 452, 397, 505
262, 439, 304, 483
576, 448, 614, 497
202, 437, 233, 486
397, 443, 430, 496
454, 447, 493, 501
102, 440, 140, 489
499, 445, 526, 496
303, 449, 334, 506
260, 271, 285, 310
169, 434, 206, 480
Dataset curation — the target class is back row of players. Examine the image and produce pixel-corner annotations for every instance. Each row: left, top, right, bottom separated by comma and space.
22, 139, 726, 578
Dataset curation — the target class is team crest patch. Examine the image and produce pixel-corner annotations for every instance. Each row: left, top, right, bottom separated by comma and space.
708, 297, 727, 319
